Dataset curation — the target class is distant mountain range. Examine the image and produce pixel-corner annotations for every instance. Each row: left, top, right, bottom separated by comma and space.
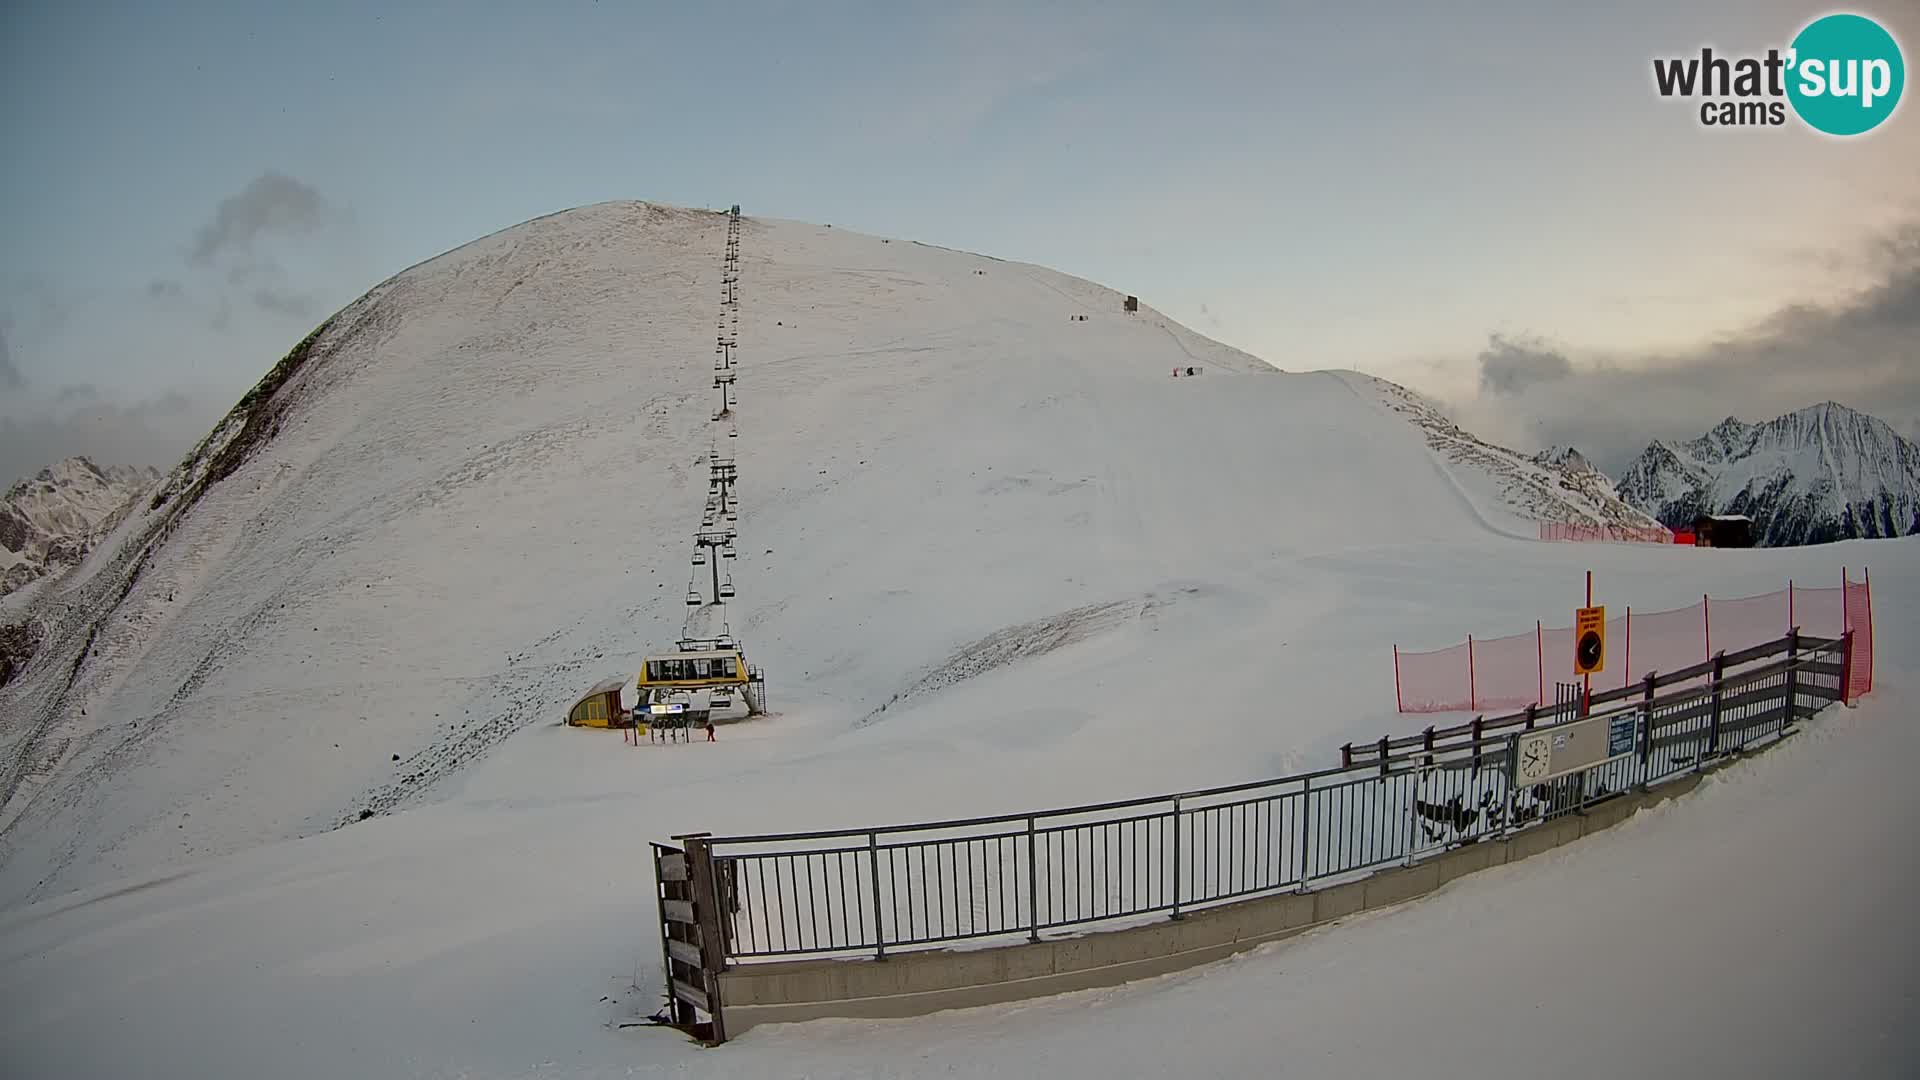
1613, 402, 1920, 546
1, 457, 160, 597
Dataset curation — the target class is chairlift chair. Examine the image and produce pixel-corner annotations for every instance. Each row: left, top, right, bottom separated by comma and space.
693, 550, 707, 565
718, 577, 736, 599
685, 590, 702, 607
721, 546, 737, 560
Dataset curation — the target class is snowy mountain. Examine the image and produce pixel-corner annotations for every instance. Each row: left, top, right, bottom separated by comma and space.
1344, 377, 1663, 532
0, 457, 159, 600
0, 200, 1693, 912
1, 199, 1900, 1078
1616, 403, 1920, 546
1532, 445, 1596, 475
0, 204, 1318, 897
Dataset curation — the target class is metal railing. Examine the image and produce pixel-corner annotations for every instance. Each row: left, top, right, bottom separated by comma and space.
670, 630, 1849, 963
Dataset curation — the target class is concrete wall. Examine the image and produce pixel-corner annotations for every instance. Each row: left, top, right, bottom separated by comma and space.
717, 771, 1708, 1036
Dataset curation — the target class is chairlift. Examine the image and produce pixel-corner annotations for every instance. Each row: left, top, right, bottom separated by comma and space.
685, 590, 703, 607
693, 550, 707, 565
718, 577, 736, 599
721, 546, 737, 560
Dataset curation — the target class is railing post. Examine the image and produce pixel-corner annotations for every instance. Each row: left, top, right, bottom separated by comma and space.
1026, 816, 1040, 943
867, 831, 886, 960
1295, 778, 1312, 892
1404, 765, 1421, 866
1638, 671, 1656, 788
1500, 733, 1518, 837
1781, 628, 1799, 738
1839, 629, 1855, 706
1377, 736, 1389, 777
1341, 743, 1352, 770
1705, 652, 1726, 765
1470, 716, 1485, 778
1169, 797, 1184, 921
1524, 703, 1537, 730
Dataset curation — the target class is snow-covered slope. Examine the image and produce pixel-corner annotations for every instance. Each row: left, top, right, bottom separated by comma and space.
0, 200, 1909, 1079
1339, 374, 1662, 533
0, 201, 1527, 905
1617, 403, 1920, 545
0, 457, 158, 599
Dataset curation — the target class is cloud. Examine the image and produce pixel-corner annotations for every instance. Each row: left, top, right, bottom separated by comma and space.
0, 324, 20, 389
1445, 223, 1920, 473
250, 288, 313, 319
55, 384, 98, 403
184, 172, 339, 322
148, 279, 185, 300
189, 172, 330, 266
0, 390, 221, 487
1476, 333, 1571, 396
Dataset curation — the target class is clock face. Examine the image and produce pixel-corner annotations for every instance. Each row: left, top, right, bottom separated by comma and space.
1517, 733, 1552, 782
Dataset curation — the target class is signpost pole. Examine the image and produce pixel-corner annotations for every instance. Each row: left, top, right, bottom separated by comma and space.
1583, 571, 1592, 712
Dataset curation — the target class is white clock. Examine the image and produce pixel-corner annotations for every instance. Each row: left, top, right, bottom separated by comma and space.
1516, 733, 1552, 783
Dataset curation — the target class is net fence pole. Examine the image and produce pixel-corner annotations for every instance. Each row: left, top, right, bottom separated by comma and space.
1703, 594, 1711, 664
1468, 634, 1477, 712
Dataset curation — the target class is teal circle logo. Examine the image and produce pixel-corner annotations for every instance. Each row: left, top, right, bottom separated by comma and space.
1787, 13, 1905, 135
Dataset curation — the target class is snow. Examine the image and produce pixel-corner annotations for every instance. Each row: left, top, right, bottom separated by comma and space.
0, 456, 158, 595
0, 541, 1911, 1080
0, 201, 1914, 1078
709, 688, 1920, 1080
1618, 403, 1920, 545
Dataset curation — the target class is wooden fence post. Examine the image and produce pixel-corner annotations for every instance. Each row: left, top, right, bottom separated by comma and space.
681, 834, 729, 1044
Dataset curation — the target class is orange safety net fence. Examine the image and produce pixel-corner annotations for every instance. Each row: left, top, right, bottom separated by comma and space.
1394, 571, 1874, 713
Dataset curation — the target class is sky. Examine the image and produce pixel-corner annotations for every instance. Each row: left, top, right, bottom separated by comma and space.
1, 0, 1917, 482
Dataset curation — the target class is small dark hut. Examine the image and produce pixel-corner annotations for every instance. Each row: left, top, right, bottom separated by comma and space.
1691, 513, 1755, 548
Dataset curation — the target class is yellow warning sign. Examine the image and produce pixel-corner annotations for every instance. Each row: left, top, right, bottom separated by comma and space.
1574, 605, 1606, 675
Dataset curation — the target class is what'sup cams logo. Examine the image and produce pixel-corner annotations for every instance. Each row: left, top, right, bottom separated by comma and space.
1654, 12, 1904, 134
